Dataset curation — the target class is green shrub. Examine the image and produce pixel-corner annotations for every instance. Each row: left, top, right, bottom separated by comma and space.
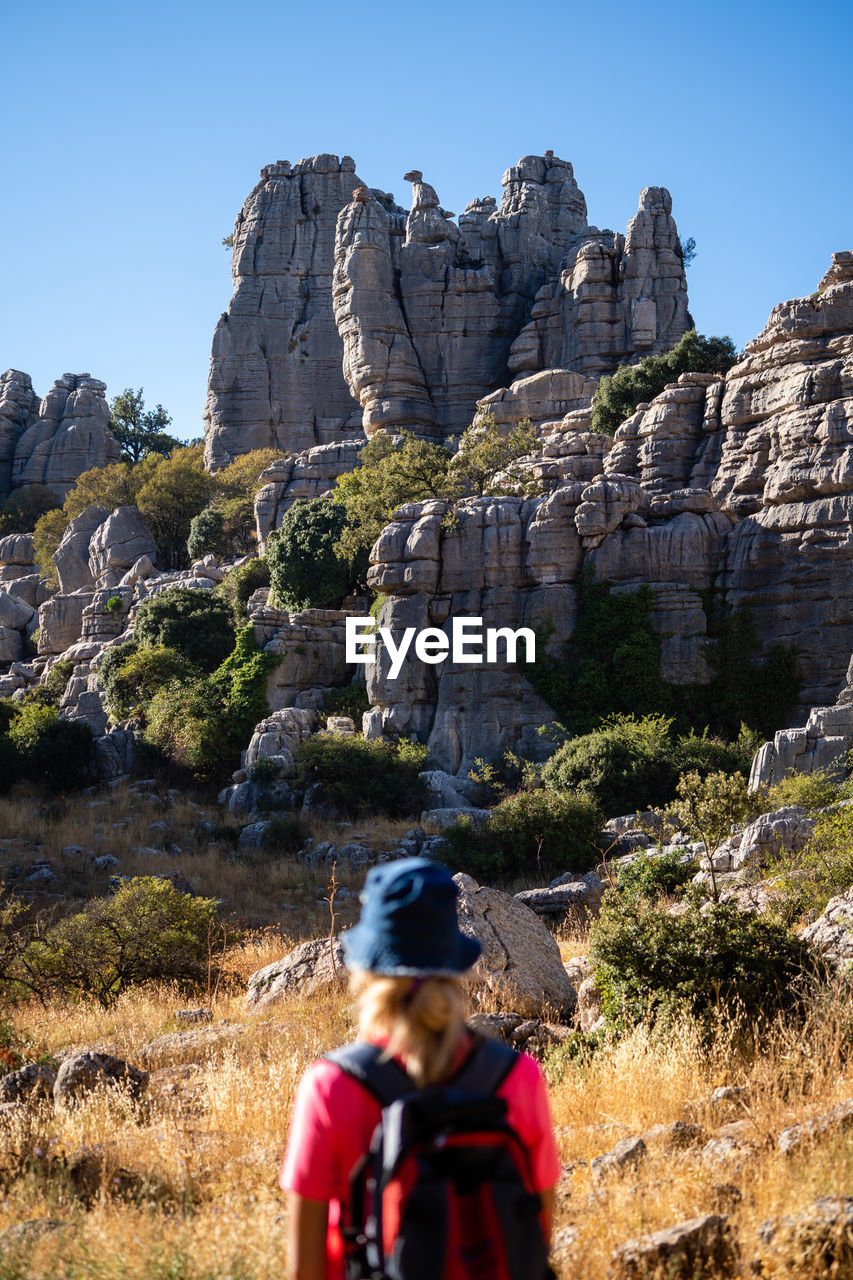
665, 770, 751, 900
590, 895, 819, 1034
2, 704, 93, 792
268, 499, 361, 611
295, 736, 429, 818
218, 557, 270, 619
98, 642, 196, 721
590, 331, 738, 435
673, 724, 761, 778
18, 878, 219, 1007
615, 848, 699, 906
104, 594, 125, 615
542, 714, 677, 816
0, 484, 61, 536
187, 505, 225, 561
759, 768, 842, 816
143, 626, 278, 783
466, 748, 540, 804
260, 814, 307, 853
23, 658, 74, 709
133, 587, 234, 672
700, 608, 801, 741
322, 681, 370, 725
443, 789, 604, 883
248, 757, 280, 785
768, 805, 853, 924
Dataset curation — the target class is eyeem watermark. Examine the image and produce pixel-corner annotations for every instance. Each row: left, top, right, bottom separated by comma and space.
346, 616, 536, 680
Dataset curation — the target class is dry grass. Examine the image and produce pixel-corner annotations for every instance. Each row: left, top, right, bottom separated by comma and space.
2, 786, 853, 1276
1, 976, 853, 1277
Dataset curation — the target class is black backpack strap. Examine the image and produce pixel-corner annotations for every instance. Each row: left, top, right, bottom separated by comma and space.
325, 1042, 414, 1107
448, 1034, 519, 1095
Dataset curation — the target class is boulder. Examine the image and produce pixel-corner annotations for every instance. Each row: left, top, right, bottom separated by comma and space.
757, 1197, 853, 1273
799, 889, 853, 970
577, 975, 605, 1032
453, 873, 577, 1019
53, 505, 109, 593
0, 1063, 56, 1104
246, 938, 345, 1008
610, 1214, 738, 1279
11, 373, 119, 498
515, 873, 604, 921
777, 1098, 853, 1156
88, 507, 157, 586
53, 1052, 148, 1107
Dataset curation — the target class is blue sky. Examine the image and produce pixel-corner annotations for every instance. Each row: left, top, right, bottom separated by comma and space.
3, 0, 851, 441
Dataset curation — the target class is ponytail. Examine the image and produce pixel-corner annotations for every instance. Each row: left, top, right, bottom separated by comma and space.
351, 971, 467, 1087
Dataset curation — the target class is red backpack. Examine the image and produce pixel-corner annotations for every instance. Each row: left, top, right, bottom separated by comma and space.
325, 1036, 553, 1280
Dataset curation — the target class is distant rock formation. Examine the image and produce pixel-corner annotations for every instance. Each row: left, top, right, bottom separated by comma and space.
204, 152, 691, 464
0, 372, 120, 503
364, 253, 853, 770
203, 156, 367, 470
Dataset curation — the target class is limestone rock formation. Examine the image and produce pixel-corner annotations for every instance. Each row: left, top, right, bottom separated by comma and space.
454, 873, 577, 1018
54, 506, 109, 594
203, 156, 366, 469
333, 160, 689, 441
11, 374, 119, 498
88, 507, 158, 587
0, 371, 39, 501
254, 442, 364, 545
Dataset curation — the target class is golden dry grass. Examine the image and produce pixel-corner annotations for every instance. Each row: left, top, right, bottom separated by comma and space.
1, 787, 853, 1276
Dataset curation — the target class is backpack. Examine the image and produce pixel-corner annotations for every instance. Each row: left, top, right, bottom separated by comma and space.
325, 1035, 552, 1280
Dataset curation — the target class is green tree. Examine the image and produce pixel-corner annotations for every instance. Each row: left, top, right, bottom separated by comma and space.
0, 485, 60, 536
591, 331, 738, 435
449, 414, 540, 496
135, 445, 219, 569
109, 388, 182, 464
187, 506, 225, 561
268, 499, 363, 611
133, 587, 234, 671
665, 769, 751, 901
19, 878, 219, 1007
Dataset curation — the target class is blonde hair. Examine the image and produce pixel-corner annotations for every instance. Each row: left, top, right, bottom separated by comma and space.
351, 970, 468, 1087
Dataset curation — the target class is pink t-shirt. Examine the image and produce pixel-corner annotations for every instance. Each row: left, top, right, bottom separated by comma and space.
280, 1035, 561, 1279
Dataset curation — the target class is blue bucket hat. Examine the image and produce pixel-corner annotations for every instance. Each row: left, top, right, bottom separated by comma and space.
340, 857, 481, 976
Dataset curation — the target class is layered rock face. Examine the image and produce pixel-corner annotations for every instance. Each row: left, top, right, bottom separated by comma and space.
10, 374, 119, 498
206, 153, 690, 464
334, 161, 690, 441
0, 371, 39, 501
364, 255, 853, 770
203, 156, 366, 469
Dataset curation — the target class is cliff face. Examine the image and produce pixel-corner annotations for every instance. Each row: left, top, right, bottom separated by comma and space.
203, 156, 366, 470
205, 152, 691, 465
1, 371, 119, 502
364, 255, 853, 771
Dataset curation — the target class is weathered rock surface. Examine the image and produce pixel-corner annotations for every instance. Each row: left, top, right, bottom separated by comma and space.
53, 1052, 148, 1107
453, 873, 577, 1018
515, 872, 604, 920
0, 370, 39, 501
204, 156, 366, 468
242, 707, 317, 777
610, 1214, 738, 1279
88, 507, 158, 587
757, 1196, 853, 1273
799, 891, 853, 971
53, 505, 109, 593
334, 162, 689, 441
247, 938, 345, 1008
11, 374, 119, 498
0, 1063, 56, 1104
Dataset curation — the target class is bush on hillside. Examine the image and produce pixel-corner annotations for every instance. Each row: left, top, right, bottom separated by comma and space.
0, 484, 60, 536
542, 715, 676, 816
614, 848, 699, 906
217, 557, 270, 620
590, 330, 738, 435
0, 703, 93, 792
443, 789, 604, 883
98, 642, 196, 721
143, 626, 278, 783
21, 658, 74, 709
133, 588, 234, 672
187, 506, 225, 561
590, 895, 819, 1034
18, 878, 219, 1007
268, 499, 361, 611
768, 805, 853, 924
322, 681, 371, 725
294, 735, 429, 818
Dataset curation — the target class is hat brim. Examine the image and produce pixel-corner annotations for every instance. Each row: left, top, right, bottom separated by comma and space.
340, 923, 481, 976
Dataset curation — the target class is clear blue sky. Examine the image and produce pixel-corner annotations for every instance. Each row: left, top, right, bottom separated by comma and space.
3, 0, 851, 442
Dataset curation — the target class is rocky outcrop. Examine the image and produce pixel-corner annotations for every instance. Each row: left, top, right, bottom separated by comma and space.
254, 606, 356, 711
88, 507, 158, 587
0, 371, 39, 501
203, 156, 366, 469
11, 374, 119, 498
54, 506, 109, 593
333, 161, 689, 441
254, 441, 364, 545
454, 873, 577, 1018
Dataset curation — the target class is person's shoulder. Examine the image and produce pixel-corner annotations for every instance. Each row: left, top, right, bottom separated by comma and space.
498, 1046, 548, 1095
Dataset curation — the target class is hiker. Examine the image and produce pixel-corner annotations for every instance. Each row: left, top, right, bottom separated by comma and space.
280, 857, 560, 1280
